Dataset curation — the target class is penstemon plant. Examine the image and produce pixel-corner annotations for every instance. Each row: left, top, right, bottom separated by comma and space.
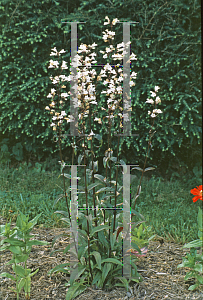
177, 185, 203, 291
0, 209, 49, 300
45, 16, 162, 299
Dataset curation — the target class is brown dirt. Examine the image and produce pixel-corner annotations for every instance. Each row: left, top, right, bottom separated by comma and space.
0, 217, 203, 300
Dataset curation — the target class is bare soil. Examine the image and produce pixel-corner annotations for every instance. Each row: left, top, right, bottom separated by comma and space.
0, 217, 203, 300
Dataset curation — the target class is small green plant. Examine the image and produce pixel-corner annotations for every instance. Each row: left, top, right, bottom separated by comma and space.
131, 222, 156, 254
177, 185, 203, 291
0, 210, 49, 300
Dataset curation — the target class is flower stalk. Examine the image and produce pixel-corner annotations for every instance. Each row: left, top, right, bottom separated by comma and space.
45, 16, 163, 297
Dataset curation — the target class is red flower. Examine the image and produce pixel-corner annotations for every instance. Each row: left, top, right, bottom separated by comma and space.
190, 185, 203, 202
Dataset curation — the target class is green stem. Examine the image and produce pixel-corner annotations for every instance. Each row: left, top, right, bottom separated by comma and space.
133, 120, 155, 210
113, 134, 120, 232
83, 135, 93, 282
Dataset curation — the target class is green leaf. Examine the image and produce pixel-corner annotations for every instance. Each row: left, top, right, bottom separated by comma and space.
9, 254, 29, 264
0, 272, 16, 281
78, 154, 84, 165
131, 242, 142, 254
30, 268, 39, 277
8, 245, 22, 254
182, 240, 202, 248
47, 263, 70, 276
63, 173, 81, 180
78, 228, 88, 239
101, 258, 123, 266
90, 225, 111, 237
94, 174, 106, 183
3, 238, 25, 247
78, 245, 88, 261
14, 265, 26, 277
87, 182, 103, 192
98, 231, 109, 249
197, 207, 202, 230
70, 265, 86, 286
65, 282, 87, 300
95, 187, 115, 194
114, 276, 129, 290
91, 251, 101, 270
102, 263, 111, 283
130, 209, 146, 221
26, 240, 49, 246
144, 167, 155, 172
92, 270, 102, 285
188, 283, 200, 291
110, 232, 117, 249
18, 277, 26, 294
185, 271, 195, 281
193, 263, 202, 273
131, 166, 143, 172
196, 274, 203, 284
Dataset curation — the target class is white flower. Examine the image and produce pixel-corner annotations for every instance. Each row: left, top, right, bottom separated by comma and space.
78, 44, 88, 53
61, 61, 68, 70
131, 71, 137, 79
102, 35, 108, 41
153, 109, 162, 114
105, 47, 112, 53
90, 42, 97, 49
89, 130, 95, 136
155, 96, 161, 104
130, 53, 137, 60
116, 86, 122, 93
47, 93, 52, 98
59, 74, 70, 81
151, 113, 156, 118
112, 53, 123, 60
61, 93, 69, 98
112, 18, 119, 25
50, 47, 58, 56
89, 52, 97, 57
104, 16, 110, 25
59, 49, 66, 55
60, 111, 67, 117
154, 86, 160, 92
150, 91, 156, 97
146, 98, 154, 104
117, 76, 123, 83
117, 42, 125, 49
49, 59, 59, 68
94, 117, 102, 124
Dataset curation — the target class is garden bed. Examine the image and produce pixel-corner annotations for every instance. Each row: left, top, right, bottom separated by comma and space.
0, 217, 202, 300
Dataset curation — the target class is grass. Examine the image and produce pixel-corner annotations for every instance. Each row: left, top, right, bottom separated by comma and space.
0, 157, 202, 246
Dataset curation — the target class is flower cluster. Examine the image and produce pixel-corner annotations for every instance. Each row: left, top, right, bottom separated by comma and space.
45, 17, 140, 135
45, 16, 162, 139
146, 86, 162, 118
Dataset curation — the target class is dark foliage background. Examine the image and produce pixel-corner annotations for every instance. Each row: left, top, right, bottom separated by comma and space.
0, 0, 202, 178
